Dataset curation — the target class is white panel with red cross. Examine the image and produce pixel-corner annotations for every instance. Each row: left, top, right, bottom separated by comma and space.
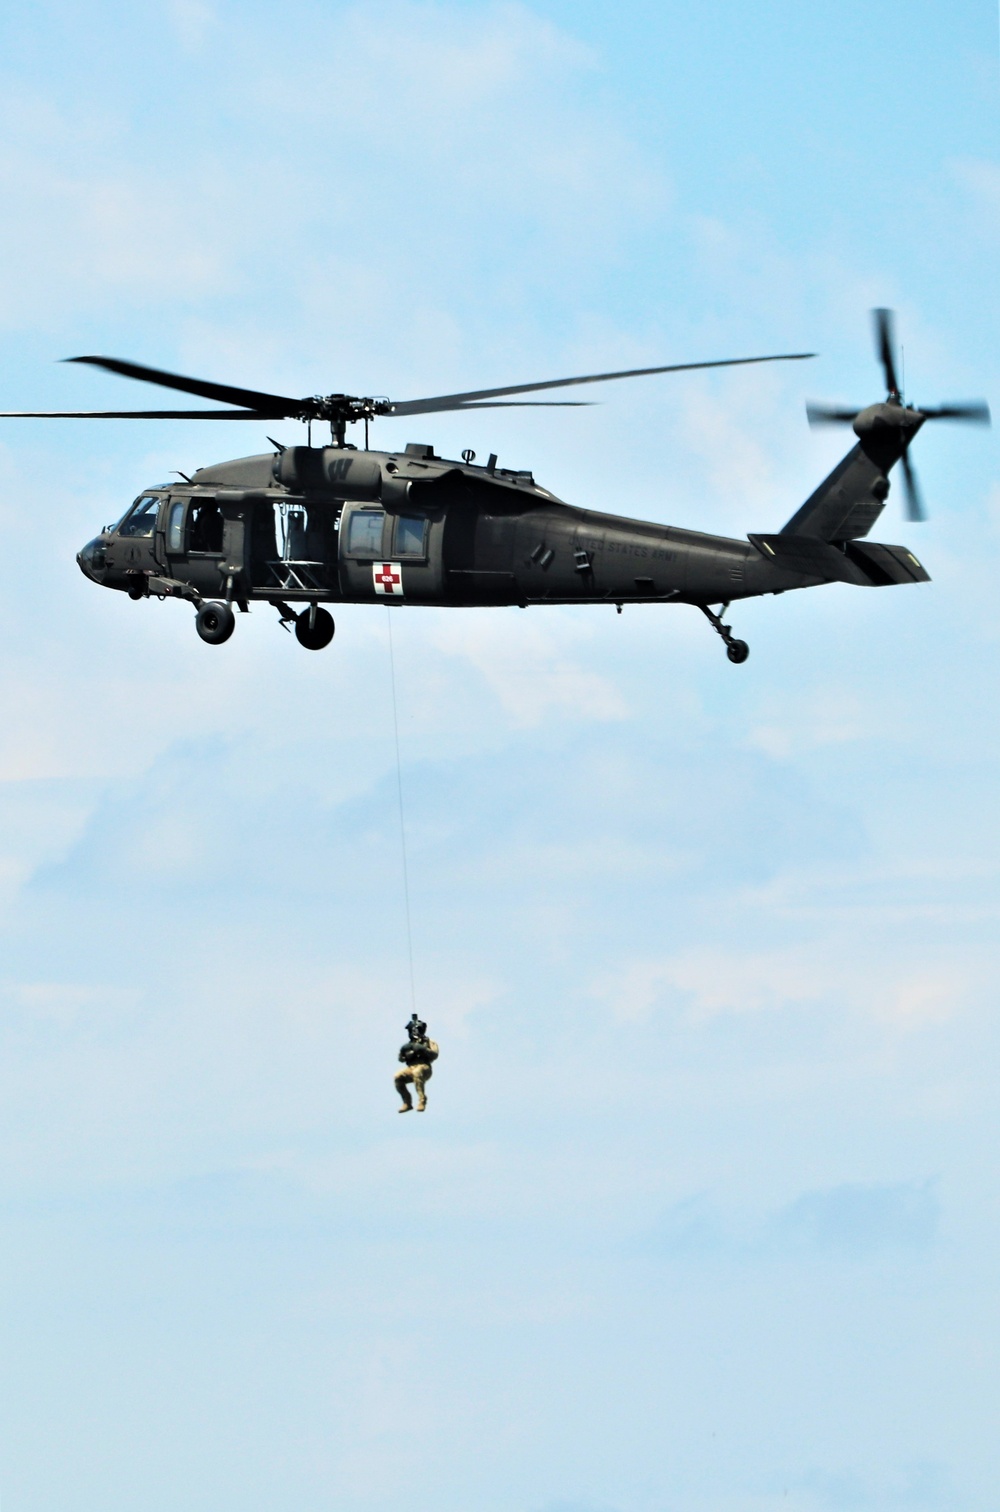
373, 562, 403, 596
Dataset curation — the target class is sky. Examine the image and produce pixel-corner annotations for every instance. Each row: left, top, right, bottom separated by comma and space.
0, 3, 999, 1511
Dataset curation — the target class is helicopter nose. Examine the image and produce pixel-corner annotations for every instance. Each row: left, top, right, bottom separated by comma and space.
77, 537, 106, 582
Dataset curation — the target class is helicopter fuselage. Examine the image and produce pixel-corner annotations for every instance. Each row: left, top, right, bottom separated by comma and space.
77, 440, 926, 645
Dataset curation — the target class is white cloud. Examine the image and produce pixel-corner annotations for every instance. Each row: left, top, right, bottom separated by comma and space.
0, 104, 236, 322
429, 611, 628, 727
594, 943, 971, 1029
166, 0, 217, 54
594, 946, 828, 1023
745, 684, 876, 759
881, 971, 960, 1029
0, 0, 667, 350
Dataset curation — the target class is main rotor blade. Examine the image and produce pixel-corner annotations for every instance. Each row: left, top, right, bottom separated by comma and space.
65, 356, 302, 415
806, 402, 860, 426
389, 350, 816, 418
0, 400, 595, 420
900, 447, 925, 522
0, 409, 277, 419
873, 308, 900, 398
919, 401, 991, 423
441, 400, 592, 409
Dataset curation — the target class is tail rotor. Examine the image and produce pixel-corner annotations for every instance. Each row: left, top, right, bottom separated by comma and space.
805, 308, 990, 521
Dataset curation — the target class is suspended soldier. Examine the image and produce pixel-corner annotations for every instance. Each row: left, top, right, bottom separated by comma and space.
395, 1014, 439, 1113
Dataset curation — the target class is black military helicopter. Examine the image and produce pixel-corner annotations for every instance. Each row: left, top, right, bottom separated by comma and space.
2, 309, 988, 660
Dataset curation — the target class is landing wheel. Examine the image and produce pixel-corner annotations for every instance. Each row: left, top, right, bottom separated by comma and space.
295, 607, 335, 650
195, 601, 235, 645
726, 638, 749, 664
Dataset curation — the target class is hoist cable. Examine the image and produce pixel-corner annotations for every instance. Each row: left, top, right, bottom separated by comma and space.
386, 608, 417, 1016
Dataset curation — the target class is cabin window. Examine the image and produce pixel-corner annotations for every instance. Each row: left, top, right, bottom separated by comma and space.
394, 515, 427, 557
166, 501, 185, 553
346, 509, 385, 556
118, 496, 160, 538
189, 499, 224, 553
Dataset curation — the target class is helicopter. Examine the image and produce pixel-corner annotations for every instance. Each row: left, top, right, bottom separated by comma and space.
1, 309, 988, 661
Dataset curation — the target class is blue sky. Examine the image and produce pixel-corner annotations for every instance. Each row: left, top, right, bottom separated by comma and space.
0, 3, 999, 1511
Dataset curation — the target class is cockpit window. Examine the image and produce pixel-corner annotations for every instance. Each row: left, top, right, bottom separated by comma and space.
345, 509, 385, 557
118, 496, 160, 538
394, 515, 427, 557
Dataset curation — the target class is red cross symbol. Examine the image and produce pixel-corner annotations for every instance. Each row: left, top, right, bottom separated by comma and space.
373, 562, 403, 595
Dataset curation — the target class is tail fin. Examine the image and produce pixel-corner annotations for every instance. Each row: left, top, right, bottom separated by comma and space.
780, 440, 898, 541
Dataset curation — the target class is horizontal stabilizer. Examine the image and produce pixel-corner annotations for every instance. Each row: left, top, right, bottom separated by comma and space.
748, 533, 866, 583
749, 533, 929, 586
845, 541, 930, 585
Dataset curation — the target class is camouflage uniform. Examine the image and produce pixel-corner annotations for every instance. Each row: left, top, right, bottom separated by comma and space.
395, 1038, 439, 1112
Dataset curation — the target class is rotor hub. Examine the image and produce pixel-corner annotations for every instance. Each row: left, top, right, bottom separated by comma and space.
852, 401, 925, 440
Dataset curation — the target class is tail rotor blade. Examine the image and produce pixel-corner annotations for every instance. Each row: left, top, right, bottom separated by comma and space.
919, 401, 991, 424
901, 448, 926, 522
806, 402, 860, 426
873, 307, 901, 398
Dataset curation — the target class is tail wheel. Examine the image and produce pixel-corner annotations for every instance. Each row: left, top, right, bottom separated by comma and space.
295, 607, 335, 650
195, 601, 235, 645
726, 639, 749, 664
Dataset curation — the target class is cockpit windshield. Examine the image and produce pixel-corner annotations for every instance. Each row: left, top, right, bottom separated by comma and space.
117, 496, 160, 538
